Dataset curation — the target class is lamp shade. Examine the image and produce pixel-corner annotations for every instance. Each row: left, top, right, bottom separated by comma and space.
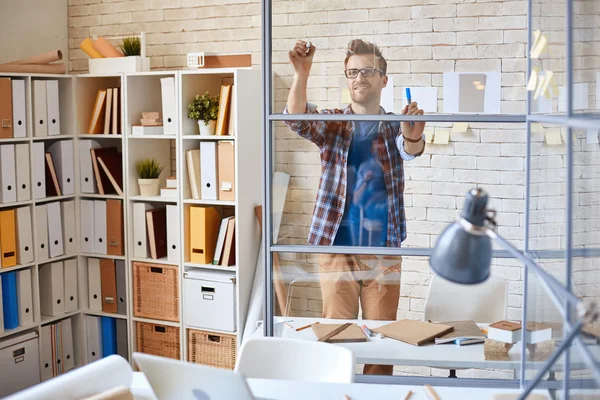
429, 189, 493, 285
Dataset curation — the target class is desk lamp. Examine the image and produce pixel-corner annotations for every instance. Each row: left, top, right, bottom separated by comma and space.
429, 188, 599, 399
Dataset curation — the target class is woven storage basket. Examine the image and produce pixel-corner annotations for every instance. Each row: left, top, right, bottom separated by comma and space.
136, 322, 181, 360
188, 329, 236, 370
133, 262, 179, 322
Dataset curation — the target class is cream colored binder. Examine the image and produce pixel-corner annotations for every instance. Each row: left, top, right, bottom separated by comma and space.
160, 77, 177, 135
0, 144, 16, 203
133, 202, 153, 258
80, 200, 95, 253
85, 315, 102, 363
64, 259, 78, 313
46, 201, 64, 258
61, 318, 75, 371
46, 80, 61, 136
15, 143, 30, 201
200, 141, 217, 200
61, 200, 77, 255
35, 205, 49, 262
16, 206, 34, 264
94, 200, 107, 254
32, 142, 46, 199
79, 140, 102, 193
11, 79, 27, 138
33, 80, 48, 137
39, 261, 65, 316
48, 140, 75, 195
88, 257, 102, 311
41, 325, 53, 380
166, 204, 180, 263
16, 268, 34, 326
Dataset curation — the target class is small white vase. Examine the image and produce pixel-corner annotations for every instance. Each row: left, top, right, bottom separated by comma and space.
138, 178, 160, 196
198, 119, 216, 136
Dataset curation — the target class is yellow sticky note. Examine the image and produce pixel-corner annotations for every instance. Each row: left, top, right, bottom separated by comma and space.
433, 130, 450, 145
451, 122, 469, 133
530, 35, 548, 59
534, 76, 546, 100
545, 131, 562, 145
531, 123, 544, 133
527, 69, 538, 91
561, 129, 576, 143
341, 88, 351, 104
424, 128, 434, 143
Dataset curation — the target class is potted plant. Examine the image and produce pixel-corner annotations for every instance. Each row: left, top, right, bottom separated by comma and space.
136, 158, 164, 196
119, 36, 141, 57
188, 92, 219, 135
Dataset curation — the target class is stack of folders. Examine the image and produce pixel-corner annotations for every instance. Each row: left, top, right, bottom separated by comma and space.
88, 88, 120, 135
40, 318, 75, 380
86, 258, 127, 316
189, 206, 235, 267
79, 199, 124, 256
85, 315, 128, 364
434, 320, 486, 346
1, 268, 35, 332
133, 204, 179, 263
186, 141, 235, 201
38, 260, 78, 318
34, 201, 78, 263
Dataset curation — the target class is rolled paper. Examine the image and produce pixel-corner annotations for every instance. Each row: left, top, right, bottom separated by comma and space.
92, 37, 124, 58
0, 63, 66, 74
80, 38, 104, 59
3, 50, 63, 65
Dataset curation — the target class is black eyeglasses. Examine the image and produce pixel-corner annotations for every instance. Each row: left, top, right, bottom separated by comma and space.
344, 68, 385, 79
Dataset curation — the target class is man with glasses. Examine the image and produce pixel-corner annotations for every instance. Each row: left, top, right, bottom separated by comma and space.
284, 39, 426, 375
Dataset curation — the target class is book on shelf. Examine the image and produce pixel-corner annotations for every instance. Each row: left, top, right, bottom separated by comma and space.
132, 125, 164, 136
160, 188, 177, 198
103, 88, 113, 135
96, 150, 124, 196
88, 89, 107, 134
87, 88, 120, 135
220, 216, 236, 267
45, 152, 62, 197
112, 87, 119, 134
213, 216, 233, 265
186, 149, 201, 200
146, 208, 167, 260
90, 147, 121, 195
216, 84, 232, 136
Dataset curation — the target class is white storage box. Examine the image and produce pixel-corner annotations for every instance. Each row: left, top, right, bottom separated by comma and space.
89, 56, 150, 74
184, 269, 237, 332
0, 331, 41, 397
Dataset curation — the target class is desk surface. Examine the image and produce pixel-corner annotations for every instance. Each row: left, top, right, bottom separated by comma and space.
256, 317, 599, 371
131, 372, 550, 400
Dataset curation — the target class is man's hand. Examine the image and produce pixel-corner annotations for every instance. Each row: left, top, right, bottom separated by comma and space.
401, 102, 425, 140
289, 40, 315, 77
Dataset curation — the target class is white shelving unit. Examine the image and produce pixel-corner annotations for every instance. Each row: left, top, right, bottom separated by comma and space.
1, 68, 262, 394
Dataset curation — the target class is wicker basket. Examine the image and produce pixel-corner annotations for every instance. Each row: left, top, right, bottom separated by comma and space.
133, 262, 179, 322
188, 329, 236, 370
136, 322, 180, 360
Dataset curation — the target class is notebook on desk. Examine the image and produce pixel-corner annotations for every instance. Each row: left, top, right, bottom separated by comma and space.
311, 323, 368, 343
371, 320, 453, 346
434, 320, 486, 345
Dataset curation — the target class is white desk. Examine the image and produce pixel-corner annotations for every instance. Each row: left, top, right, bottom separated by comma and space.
256, 317, 599, 371
130, 372, 551, 400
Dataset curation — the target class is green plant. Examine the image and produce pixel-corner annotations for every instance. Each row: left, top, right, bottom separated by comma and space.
135, 158, 164, 179
188, 92, 219, 125
119, 36, 141, 57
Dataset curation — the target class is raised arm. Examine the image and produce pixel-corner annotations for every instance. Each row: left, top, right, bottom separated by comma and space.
287, 40, 314, 114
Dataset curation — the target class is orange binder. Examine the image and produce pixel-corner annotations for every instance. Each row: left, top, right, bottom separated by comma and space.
217, 141, 235, 201
106, 199, 123, 256
100, 258, 117, 313
0, 78, 13, 138
189, 206, 220, 264
88, 90, 107, 134
0, 209, 18, 268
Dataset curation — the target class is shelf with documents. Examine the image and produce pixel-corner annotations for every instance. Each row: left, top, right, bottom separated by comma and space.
78, 134, 123, 139
32, 135, 75, 141
132, 316, 180, 328
182, 136, 236, 141
129, 256, 175, 265
82, 311, 128, 320
40, 253, 78, 264
129, 195, 177, 203
184, 263, 236, 273
78, 253, 126, 261
0, 200, 33, 209
0, 137, 30, 143
34, 194, 76, 205
0, 262, 36, 275
128, 135, 175, 140
0, 323, 38, 340
40, 310, 80, 326
183, 199, 236, 206
79, 194, 124, 200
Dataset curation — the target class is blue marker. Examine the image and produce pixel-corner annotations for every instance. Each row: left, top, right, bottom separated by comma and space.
405, 88, 414, 126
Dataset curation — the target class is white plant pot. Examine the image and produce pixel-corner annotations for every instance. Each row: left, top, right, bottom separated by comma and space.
198, 120, 216, 136
138, 178, 160, 196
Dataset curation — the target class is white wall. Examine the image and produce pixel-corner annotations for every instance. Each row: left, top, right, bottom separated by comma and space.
0, 0, 68, 64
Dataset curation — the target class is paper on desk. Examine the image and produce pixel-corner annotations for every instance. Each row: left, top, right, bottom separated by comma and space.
452, 122, 469, 133
402, 86, 437, 113
433, 130, 449, 145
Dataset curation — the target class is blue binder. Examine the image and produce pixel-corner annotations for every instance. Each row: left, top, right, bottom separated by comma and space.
1, 272, 19, 330
101, 317, 117, 357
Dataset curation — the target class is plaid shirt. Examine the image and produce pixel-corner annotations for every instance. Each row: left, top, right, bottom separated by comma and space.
284, 103, 425, 247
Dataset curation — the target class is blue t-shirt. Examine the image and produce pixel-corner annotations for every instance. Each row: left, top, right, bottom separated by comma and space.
334, 121, 388, 247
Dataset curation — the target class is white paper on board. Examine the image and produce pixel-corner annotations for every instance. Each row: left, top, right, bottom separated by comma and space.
443, 72, 501, 114
380, 76, 395, 113
558, 83, 589, 112
402, 87, 437, 113
587, 129, 599, 144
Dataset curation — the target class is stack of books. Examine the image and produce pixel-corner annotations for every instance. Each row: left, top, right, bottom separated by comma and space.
88, 88, 120, 135
132, 111, 164, 136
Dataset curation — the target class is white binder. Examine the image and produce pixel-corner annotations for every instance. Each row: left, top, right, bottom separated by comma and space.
85, 316, 102, 363
46, 80, 61, 136
39, 262, 65, 317
0, 144, 16, 203
11, 79, 27, 138
33, 80, 48, 137
48, 140, 74, 194
15, 143, 30, 201
94, 200, 107, 254
133, 202, 153, 258
35, 205, 49, 262
63, 259, 78, 313
61, 318, 75, 371
41, 325, 53, 381
16, 206, 34, 264
80, 200, 95, 253
47, 201, 64, 258
200, 141, 218, 200
79, 140, 101, 193
160, 77, 177, 135
87, 258, 102, 311
166, 204, 180, 262
16, 268, 34, 326
32, 142, 46, 199
61, 200, 77, 255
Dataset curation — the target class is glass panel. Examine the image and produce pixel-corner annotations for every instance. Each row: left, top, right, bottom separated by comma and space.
572, 0, 600, 118
272, 121, 526, 249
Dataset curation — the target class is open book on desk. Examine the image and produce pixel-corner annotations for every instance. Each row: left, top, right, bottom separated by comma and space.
435, 320, 486, 346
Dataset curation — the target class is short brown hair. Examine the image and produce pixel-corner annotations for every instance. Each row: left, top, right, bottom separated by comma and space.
344, 39, 387, 75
